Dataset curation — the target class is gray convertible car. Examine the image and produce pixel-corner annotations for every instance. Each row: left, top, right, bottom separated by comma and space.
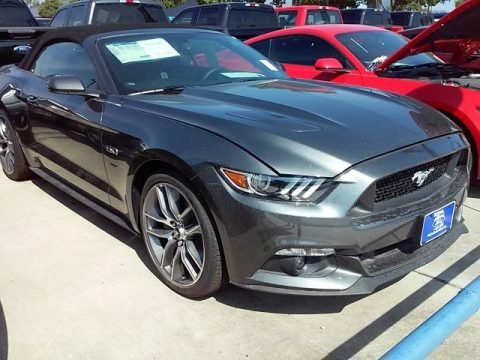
0, 24, 471, 298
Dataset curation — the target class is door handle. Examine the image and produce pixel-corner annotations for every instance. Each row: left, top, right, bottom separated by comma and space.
26, 95, 39, 106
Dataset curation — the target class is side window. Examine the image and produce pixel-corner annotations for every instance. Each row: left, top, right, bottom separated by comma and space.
277, 11, 297, 27
31, 42, 98, 90
306, 10, 330, 25
50, 8, 68, 27
67, 5, 86, 26
270, 35, 352, 69
249, 40, 270, 58
197, 7, 220, 26
173, 9, 195, 24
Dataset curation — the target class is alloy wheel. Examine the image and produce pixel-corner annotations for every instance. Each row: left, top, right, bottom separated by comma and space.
0, 119, 15, 175
142, 182, 205, 287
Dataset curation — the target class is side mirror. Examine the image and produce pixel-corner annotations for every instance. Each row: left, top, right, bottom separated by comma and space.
314, 58, 349, 73
47, 75, 100, 98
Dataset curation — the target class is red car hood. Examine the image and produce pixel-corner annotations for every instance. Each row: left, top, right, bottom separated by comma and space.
376, 0, 480, 71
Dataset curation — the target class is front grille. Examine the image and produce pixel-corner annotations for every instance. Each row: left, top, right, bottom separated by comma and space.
374, 156, 450, 203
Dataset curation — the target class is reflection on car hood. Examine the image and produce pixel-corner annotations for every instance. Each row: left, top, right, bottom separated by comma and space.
125, 79, 458, 177
376, 0, 480, 71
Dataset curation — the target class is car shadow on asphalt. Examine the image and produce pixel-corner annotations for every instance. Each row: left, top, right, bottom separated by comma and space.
29, 177, 477, 318
213, 284, 369, 314
31, 177, 370, 314
30, 178, 158, 280
325, 244, 480, 360
0, 301, 7, 360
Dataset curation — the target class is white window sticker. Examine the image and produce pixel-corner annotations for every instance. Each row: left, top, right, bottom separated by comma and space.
105, 38, 180, 64
260, 59, 278, 71
220, 72, 265, 78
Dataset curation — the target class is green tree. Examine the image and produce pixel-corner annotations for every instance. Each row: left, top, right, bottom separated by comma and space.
455, 0, 466, 7
389, 0, 445, 11
163, 0, 189, 7
197, 0, 265, 3
38, 0, 63, 18
271, 0, 287, 7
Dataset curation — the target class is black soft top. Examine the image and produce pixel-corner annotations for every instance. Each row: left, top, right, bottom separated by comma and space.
19, 23, 201, 70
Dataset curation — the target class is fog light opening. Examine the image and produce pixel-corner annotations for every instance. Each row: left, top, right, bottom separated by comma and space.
275, 248, 335, 257
280, 256, 307, 276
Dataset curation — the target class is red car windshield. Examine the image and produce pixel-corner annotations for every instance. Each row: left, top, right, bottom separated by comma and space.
336, 30, 440, 70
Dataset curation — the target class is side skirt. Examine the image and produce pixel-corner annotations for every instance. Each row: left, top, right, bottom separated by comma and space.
30, 167, 137, 234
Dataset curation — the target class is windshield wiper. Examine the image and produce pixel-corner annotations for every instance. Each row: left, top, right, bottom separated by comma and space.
128, 86, 186, 96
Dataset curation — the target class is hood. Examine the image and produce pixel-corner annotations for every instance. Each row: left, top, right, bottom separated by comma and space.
376, 0, 480, 72
124, 79, 458, 177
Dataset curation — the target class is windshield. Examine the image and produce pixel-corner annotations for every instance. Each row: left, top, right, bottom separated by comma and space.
227, 8, 279, 29
0, 1, 37, 26
336, 30, 441, 70
100, 32, 288, 95
92, 3, 168, 24
306, 10, 342, 25
391, 12, 411, 26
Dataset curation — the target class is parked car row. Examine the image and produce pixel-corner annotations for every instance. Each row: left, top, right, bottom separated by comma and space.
246, 1, 480, 184
171, 2, 280, 40
0, 1, 475, 300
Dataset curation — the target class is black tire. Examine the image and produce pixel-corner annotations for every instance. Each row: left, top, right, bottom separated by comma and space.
0, 110, 30, 181
140, 172, 224, 299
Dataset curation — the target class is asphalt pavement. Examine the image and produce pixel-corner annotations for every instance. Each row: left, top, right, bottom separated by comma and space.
0, 172, 479, 360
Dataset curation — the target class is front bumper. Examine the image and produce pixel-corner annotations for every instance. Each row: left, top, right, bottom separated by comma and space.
198, 133, 470, 296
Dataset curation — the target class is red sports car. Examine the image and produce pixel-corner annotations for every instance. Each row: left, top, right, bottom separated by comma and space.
246, 0, 480, 182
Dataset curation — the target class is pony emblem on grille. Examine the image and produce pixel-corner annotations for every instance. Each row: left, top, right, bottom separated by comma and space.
412, 167, 434, 187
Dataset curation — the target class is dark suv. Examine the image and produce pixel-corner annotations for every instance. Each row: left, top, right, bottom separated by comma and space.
172, 2, 280, 40
391, 11, 433, 29
341, 8, 402, 31
49, 0, 168, 27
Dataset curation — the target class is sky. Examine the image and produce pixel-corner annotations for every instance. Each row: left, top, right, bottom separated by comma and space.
431, 0, 455, 12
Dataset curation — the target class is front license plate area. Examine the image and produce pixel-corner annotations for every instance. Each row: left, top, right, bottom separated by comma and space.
420, 202, 456, 246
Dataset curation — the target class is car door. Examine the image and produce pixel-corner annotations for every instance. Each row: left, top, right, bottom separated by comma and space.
23, 42, 110, 204
267, 35, 363, 85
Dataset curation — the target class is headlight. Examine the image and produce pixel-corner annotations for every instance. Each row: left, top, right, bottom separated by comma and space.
220, 168, 330, 202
